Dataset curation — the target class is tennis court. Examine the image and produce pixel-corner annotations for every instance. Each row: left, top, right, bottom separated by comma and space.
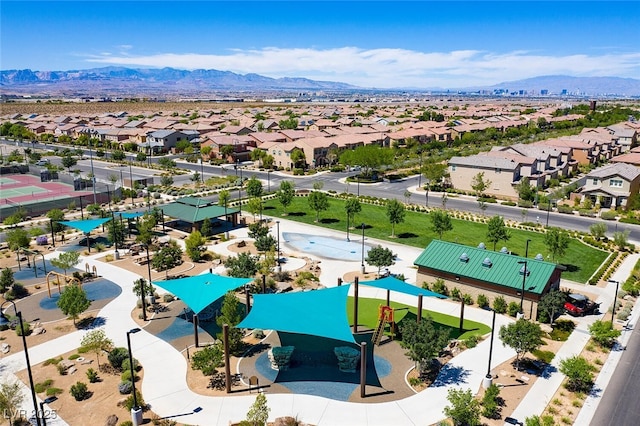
1, 185, 48, 198
0, 177, 18, 184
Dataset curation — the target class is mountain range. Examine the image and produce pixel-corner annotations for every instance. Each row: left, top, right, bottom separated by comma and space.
1, 67, 639, 98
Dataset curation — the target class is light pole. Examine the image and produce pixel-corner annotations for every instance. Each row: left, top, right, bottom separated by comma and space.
200, 156, 205, 184
346, 212, 350, 242
276, 221, 281, 272
237, 163, 243, 217
608, 279, 620, 325
129, 163, 134, 206
0, 301, 42, 426
483, 308, 497, 389
126, 328, 142, 426
361, 223, 366, 274
88, 140, 97, 205
545, 199, 555, 227
518, 260, 527, 315
525, 238, 531, 258
425, 179, 430, 207
417, 148, 423, 190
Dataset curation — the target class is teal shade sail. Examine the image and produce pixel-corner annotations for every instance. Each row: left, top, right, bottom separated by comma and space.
359, 276, 447, 299
237, 285, 356, 344
116, 212, 145, 219
59, 217, 112, 234
153, 273, 252, 315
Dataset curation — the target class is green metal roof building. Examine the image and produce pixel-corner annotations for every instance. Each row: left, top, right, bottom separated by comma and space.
414, 240, 563, 319
161, 196, 240, 231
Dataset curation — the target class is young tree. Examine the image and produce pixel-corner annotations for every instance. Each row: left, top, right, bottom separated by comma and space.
151, 241, 183, 279
486, 215, 510, 251
399, 315, 450, 375
499, 318, 544, 370
247, 197, 264, 220
111, 150, 126, 161
135, 213, 156, 245
0, 268, 15, 293
50, 251, 81, 276
218, 189, 231, 221
216, 291, 244, 353
47, 208, 66, 239
160, 175, 174, 187
344, 197, 362, 227
245, 176, 263, 198
537, 290, 566, 324
308, 191, 329, 222
588, 320, 621, 348
107, 216, 126, 248
429, 209, 453, 240
80, 329, 114, 367
190, 342, 224, 375
136, 152, 147, 162
61, 154, 77, 171
0, 381, 24, 424
471, 172, 491, 197
185, 230, 206, 262
365, 245, 395, 277
589, 222, 608, 240
290, 148, 306, 169
200, 218, 212, 238
422, 162, 448, 189
57, 283, 91, 325
443, 388, 481, 426
544, 227, 570, 262
559, 356, 596, 393
386, 199, 406, 237
613, 229, 630, 250
5, 228, 30, 252
339, 145, 394, 178
277, 181, 295, 215
225, 252, 259, 278
515, 177, 536, 202
246, 392, 270, 426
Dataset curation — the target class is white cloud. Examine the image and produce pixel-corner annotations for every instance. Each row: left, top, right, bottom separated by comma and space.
85, 47, 640, 88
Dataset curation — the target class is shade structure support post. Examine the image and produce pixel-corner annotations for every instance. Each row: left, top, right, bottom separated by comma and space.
245, 285, 251, 314
193, 314, 199, 348
261, 274, 266, 293
386, 289, 390, 307
337, 278, 342, 286
360, 342, 367, 398
353, 276, 359, 333
223, 324, 231, 393
417, 294, 423, 323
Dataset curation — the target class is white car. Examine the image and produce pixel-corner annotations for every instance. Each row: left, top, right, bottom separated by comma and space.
36, 159, 50, 166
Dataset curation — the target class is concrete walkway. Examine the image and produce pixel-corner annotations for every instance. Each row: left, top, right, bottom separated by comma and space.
2, 219, 636, 426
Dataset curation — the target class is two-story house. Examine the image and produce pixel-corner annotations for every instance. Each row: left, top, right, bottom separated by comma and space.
581, 163, 640, 209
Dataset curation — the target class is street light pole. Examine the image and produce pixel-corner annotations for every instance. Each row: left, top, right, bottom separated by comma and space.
608, 279, 620, 324
346, 212, 350, 242
546, 199, 554, 227
518, 260, 527, 315
483, 309, 497, 388
126, 328, 142, 426
0, 301, 42, 426
417, 148, 422, 190
129, 163, 134, 206
361, 223, 366, 274
525, 238, 531, 258
88, 140, 97, 205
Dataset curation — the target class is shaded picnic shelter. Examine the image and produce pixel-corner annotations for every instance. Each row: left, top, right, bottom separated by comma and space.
59, 217, 112, 252
161, 196, 240, 232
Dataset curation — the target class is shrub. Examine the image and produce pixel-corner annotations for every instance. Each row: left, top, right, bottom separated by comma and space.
15, 321, 31, 336
450, 287, 461, 301
507, 302, 521, 317
492, 296, 507, 314
121, 357, 140, 372
86, 368, 99, 383
163, 294, 175, 303
70, 381, 89, 401
464, 335, 479, 349
252, 329, 266, 339
57, 363, 68, 375
476, 294, 489, 309
191, 343, 224, 376
481, 383, 501, 418
601, 210, 618, 220
124, 390, 144, 411
121, 369, 137, 382
35, 379, 54, 393
46, 387, 63, 397
118, 380, 133, 395
108, 347, 130, 370
432, 279, 448, 296
532, 349, 555, 364
589, 320, 621, 348
560, 356, 595, 393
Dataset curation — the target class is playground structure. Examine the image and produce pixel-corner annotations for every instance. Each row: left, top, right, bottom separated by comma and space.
17, 248, 47, 278
45, 271, 82, 298
371, 305, 396, 345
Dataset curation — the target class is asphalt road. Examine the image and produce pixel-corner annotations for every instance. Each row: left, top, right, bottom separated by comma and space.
590, 324, 640, 425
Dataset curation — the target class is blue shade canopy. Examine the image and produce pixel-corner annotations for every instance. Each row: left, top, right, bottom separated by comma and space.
116, 212, 145, 219
153, 273, 252, 315
359, 276, 448, 299
237, 285, 356, 344
59, 217, 112, 234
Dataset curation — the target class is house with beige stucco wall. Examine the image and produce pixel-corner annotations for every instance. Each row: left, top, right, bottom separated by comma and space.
580, 162, 640, 209
448, 154, 527, 199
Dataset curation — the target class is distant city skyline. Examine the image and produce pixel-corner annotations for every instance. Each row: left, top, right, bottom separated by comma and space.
2, 1, 639, 89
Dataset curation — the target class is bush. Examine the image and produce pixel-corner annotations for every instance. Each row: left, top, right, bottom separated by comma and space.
589, 320, 621, 348
35, 379, 54, 393
492, 296, 507, 314
108, 347, 130, 370
57, 363, 68, 375
191, 343, 224, 376
432, 279, 448, 296
69, 381, 89, 401
476, 294, 489, 308
86, 368, 99, 383
121, 370, 137, 383
601, 210, 618, 220
46, 387, 63, 396
462, 294, 474, 305
451, 287, 461, 301
481, 383, 501, 418
557, 204, 575, 214
507, 301, 521, 317
121, 357, 140, 373
464, 335, 479, 349
118, 380, 133, 395
124, 390, 144, 411
560, 356, 595, 393
163, 294, 175, 303
15, 321, 31, 336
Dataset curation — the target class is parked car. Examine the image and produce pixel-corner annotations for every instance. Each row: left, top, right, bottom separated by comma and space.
564, 293, 600, 316
36, 159, 50, 166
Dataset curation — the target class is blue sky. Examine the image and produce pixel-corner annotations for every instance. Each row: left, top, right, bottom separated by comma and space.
2, 1, 639, 88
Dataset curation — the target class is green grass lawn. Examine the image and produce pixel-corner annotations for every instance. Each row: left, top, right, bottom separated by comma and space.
262, 196, 609, 283
347, 296, 491, 340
